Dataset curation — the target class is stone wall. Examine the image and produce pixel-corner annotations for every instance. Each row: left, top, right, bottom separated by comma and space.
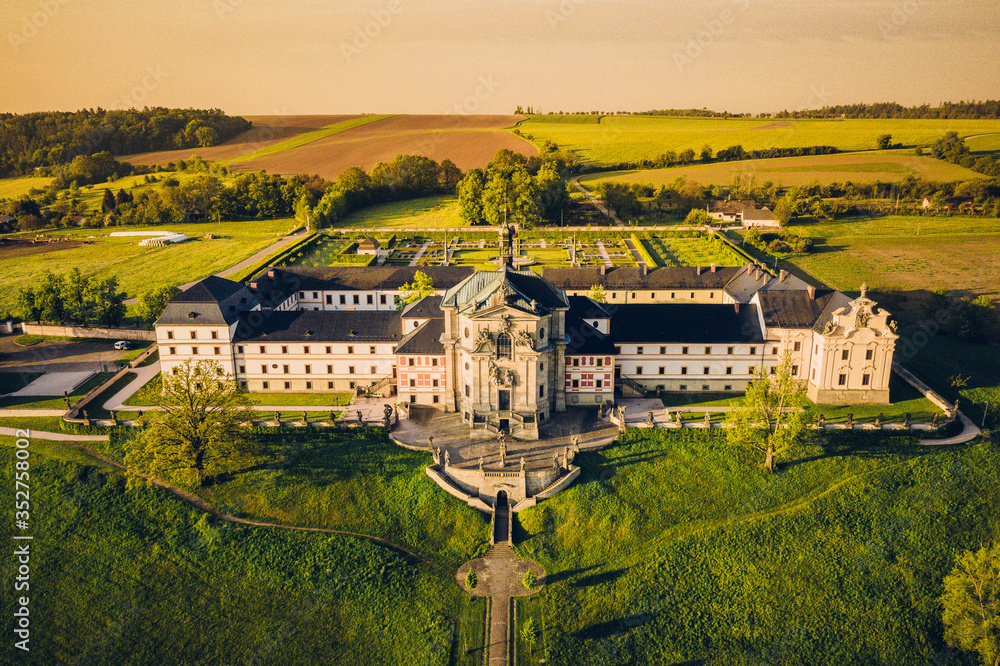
22, 324, 154, 341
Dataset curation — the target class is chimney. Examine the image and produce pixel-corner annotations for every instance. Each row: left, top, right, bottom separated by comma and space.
779, 269, 788, 282
599, 264, 606, 276
807, 285, 816, 299
266, 268, 275, 279
249, 281, 258, 290
710, 263, 717, 273
734, 302, 741, 313
696, 265, 702, 276
641, 264, 648, 276
746, 264, 754, 276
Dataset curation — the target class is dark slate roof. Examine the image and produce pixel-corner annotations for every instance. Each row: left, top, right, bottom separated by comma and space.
156, 277, 258, 327
608, 304, 763, 344
565, 299, 618, 355
723, 264, 774, 302
442, 266, 569, 314
235, 310, 402, 343
395, 319, 445, 355
811, 291, 854, 333
400, 295, 443, 319
756, 290, 840, 329
541, 265, 741, 291
172, 275, 245, 303
251, 266, 474, 294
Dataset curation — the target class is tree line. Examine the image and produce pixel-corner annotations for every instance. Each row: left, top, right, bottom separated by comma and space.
455, 149, 570, 228
16, 269, 126, 327
0, 107, 251, 177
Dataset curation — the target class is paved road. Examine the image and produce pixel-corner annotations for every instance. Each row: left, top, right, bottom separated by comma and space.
0, 427, 109, 442
0, 335, 127, 375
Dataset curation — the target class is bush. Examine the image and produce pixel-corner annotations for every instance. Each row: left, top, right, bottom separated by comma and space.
523, 571, 536, 589
466, 569, 478, 589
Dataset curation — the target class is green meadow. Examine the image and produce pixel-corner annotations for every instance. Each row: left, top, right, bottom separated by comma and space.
517, 115, 1000, 164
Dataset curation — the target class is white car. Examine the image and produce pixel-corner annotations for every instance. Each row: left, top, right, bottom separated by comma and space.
114, 340, 133, 350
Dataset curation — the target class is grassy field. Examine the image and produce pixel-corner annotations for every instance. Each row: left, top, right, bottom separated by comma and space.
577, 151, 984, 188
0, 371, 113, 409
518, 115, 1000, 164
516, 428, 1000, 665
337, 195, 465, 229
780, 215, 1000, 302
0, 175, 54, 199
0, 441, 471, 665
1, 218, 296, 315
965, 133, 1000, 152
196, 427, 489, 569
641, 234, 745, 267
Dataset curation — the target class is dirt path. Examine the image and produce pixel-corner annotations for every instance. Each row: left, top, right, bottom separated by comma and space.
571, 176, 623, 226
0, 427, 109, 441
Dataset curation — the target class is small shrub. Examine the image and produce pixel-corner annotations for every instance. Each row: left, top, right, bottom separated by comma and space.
465, 569, 477, 589
523, 571, 536, 590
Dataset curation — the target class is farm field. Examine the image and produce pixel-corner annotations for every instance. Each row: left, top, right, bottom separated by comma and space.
517, 115, 1000, 164
241, 114, 536, 180
121, 114, 362, 166
516, 428, 1000, 665
965, 132, 1000, 152
0, 440, 474, 666
0, 175, 54, 199
780, 215, 1000, 302
577, 151, 984, 188
0, 218, 297, 316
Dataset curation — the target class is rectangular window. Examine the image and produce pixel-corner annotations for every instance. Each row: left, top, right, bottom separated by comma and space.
794, 341, 801, 352
312, 292, 318, 299
659, 346, 666, 355
432, 358, 438, 366
465, 385, 471, 397
347, 346, 354, 354
261, 365, 267, 374
367, 295, 374, 305
262, 381, 269, 389
301, 381, 310, 389
724, 384, 732, 391
369, 346, 376, 354
281, 345, 288, 354
702, 384, 710, 390
572, 379, 579, 388
705, 346, 711, 354
213, 346, 220, 355
353, 295, 360, 305
328, 381, 334, 389
690, 292, 695, 299
433, 395, 439, 404
284, 381, 290, 389
866, 349, 873, 360
304, 346, 310, 354
658, 367, 665, 375
299, 292, 304, 298
632, 292, 636, 299
260, 345, 266, 354
636, 366, 643, 375
380, 295, 387, 304
727, 346, 734, 355
305, 365, 311, 374
282, 364, 289, 374
169, 346, 176, 355
408, 358, 415, 366
211, 331, 218, 339
679, 384, 687, 390
167, 331, 174, 339
681, 367, 688, 375
671, 292, 676, 299
325, 346, 332, 354
409, 395, 416, 403
792, 365, 799, 376
409, 379, 416, 387
596, 379, 603, 388
750, 346, 757, 355
327, 364, 333, 374
339, 295, 346, 305
238, 365, 245, 373
539, 385, 545, 398
190, 331, 197, 339
573, 358, 579, 366
596, 358, 603, 367
326, 295, 333, 305
703, 366, 710, 375
726, 367, 733, 375
370, 365, 376, 374
237, 345, 244, 354
636, 346, 643, 355
349, 381, 356, 389
191, 347, 198, 355
349, 366, 355, 374
862, 373, 871, 386
769, 367, 776, 374
682, 346, 689, 355
772, 348, 778, 355
838, 373, 847, 386
432, 379, 439, 387
842, 350, 850, 361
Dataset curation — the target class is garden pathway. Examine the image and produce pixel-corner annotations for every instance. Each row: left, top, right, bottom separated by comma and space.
571, 176, 623, 226
408, 241, 431, 267
102, 360, 161, 411
623, 236, 646, 265
0, 427, 108, 442
595, 240, 612, 267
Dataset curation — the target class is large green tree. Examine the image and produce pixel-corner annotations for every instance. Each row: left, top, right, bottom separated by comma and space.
942, 542, 1000, 666
125, 359, 254, 487
135, 285, 182, 326
726, 352, 809, 472
397, 270, 436, 309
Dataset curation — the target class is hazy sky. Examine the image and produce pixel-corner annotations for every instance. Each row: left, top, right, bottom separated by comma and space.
2, 0, 998, 116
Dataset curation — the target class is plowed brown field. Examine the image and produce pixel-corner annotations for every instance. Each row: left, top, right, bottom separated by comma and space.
123, 114, 536, 180
122, 115, 361, 166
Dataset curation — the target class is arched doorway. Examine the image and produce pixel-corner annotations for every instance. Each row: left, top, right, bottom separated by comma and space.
496, 490, 508, 508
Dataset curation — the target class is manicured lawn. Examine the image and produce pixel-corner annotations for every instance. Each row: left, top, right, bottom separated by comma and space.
13, 334, 45, 346
196, 427, 490, 570
0, 415, 66, 432
516, 428, 1000, 665
337, 195, 465, 229
520, 115, 1000, 165
0, 442, 467, 665
2, 218, 297, 315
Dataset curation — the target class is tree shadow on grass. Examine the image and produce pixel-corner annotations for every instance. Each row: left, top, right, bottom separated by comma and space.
572, 568, 627, 589
575, 612, 654, 640
780, 436, 959, 471
542, 564, 603, 585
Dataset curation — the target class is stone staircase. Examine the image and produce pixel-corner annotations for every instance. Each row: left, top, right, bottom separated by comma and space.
617, 374, 648, 398
363, 375, 396, 397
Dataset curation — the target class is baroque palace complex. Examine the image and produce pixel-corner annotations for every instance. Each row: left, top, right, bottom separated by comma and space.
155, 224, 898, 440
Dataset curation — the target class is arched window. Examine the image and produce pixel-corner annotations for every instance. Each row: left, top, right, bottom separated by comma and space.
496, 332, 512, 359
